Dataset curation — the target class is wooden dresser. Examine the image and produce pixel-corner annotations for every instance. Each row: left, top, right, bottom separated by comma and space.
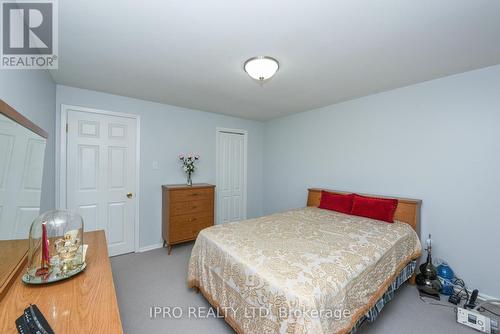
162, 184, 215, 254
0, 230, 122, 333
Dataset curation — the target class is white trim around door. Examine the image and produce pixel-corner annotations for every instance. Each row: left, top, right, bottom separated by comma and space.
58, 104, 141, 254
215, 127, 248, 225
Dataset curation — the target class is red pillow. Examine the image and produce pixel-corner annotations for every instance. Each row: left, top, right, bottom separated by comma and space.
318, 191, 354, 214
351, 194, 398, 223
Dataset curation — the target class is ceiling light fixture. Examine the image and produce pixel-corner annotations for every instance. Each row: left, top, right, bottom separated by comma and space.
244, 56, 279, 82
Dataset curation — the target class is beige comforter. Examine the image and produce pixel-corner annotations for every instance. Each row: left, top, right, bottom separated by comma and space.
188, 207, 421, 334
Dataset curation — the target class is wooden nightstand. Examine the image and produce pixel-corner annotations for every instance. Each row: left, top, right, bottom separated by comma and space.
161, 184, 215, 254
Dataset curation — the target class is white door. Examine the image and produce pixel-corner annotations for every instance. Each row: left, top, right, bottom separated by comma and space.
66, 108, 137, 256
216, 129, 247, 225
0, 114, 45, 239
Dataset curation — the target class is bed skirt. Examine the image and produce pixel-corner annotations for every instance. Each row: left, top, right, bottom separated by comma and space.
349, 260, 417, 333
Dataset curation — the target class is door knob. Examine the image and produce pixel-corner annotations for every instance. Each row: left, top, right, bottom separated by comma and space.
126, 192, 133, 198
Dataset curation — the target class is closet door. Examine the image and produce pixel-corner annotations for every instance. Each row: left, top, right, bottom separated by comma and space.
216, 129, 247, 225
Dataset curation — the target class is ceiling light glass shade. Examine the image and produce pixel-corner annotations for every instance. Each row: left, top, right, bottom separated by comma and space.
244, 56, 279, 81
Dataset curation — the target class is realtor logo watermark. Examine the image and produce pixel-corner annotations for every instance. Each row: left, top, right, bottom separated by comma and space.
1, 0, 58, 69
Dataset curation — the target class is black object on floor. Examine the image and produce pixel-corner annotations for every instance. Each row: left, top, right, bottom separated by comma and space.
448, 294, 461, 305
419, 289, 441, 301
464, 289, 479, 309
416, 234, 442, 299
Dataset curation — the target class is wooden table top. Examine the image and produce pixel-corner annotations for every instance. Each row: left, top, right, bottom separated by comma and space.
0, 230, 123, 333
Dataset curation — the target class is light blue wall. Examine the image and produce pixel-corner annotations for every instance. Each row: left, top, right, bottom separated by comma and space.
0, 71, 56, 211
56, 85, 264, 249
263, 64, 500, 298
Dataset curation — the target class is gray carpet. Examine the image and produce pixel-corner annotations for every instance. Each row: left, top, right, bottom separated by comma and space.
111, 242, 497, 334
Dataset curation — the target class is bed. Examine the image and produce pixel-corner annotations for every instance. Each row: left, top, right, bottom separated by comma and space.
188, 188, 422, 334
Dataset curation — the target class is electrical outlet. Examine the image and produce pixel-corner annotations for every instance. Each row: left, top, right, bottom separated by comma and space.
457, 307, 492, 333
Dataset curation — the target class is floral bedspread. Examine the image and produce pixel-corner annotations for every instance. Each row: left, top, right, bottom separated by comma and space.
188, 207, 421, 334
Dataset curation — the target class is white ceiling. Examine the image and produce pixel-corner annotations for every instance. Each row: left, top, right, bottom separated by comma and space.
51, 0, 500, 121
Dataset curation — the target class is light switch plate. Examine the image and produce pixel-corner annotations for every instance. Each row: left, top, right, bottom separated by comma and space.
152, 161, 159, 170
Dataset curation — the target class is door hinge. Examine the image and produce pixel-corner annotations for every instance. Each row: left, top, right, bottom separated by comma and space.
66, 123, 68, 133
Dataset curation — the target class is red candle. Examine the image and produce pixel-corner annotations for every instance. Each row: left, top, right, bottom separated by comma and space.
35, 222, 50, 277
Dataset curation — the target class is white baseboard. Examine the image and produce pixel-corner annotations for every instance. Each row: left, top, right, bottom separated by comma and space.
138, 242, 164, 253
478, 291, 499, 302
453, 286, 499, 302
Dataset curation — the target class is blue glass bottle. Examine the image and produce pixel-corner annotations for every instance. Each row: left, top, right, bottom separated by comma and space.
436, 262, 455, 295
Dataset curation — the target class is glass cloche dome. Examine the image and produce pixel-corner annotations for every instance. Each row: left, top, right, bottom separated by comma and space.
22, 210, 86, 284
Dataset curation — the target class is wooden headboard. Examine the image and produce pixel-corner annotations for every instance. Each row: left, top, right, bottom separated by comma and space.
307, 188, 421, 234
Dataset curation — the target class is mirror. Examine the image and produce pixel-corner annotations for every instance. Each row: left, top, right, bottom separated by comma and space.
0, 100, 47, 298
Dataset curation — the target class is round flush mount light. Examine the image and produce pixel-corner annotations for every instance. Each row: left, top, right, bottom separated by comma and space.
244, 56, 279, 82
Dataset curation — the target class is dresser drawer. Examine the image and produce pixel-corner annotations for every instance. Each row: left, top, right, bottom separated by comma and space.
170, 217, 213, 242
170, 199, 213, 216
169, 188, 213, 202
170, 213, 212, 228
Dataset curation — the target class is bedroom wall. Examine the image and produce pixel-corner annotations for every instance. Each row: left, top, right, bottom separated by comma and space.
55, 85, 264, 250
0, 71, 56, 212
263, 64, 500, 298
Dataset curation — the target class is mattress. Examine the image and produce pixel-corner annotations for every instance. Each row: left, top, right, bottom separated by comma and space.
188, 207, 421, 334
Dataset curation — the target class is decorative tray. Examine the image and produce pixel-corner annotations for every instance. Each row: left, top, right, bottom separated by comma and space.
22, 262, 87, 285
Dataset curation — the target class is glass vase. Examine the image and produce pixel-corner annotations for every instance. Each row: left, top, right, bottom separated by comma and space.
187, 172, 192, 186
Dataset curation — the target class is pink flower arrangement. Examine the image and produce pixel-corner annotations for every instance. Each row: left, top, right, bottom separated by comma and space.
179, 153, 199, 185
179, 153, 200, 174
